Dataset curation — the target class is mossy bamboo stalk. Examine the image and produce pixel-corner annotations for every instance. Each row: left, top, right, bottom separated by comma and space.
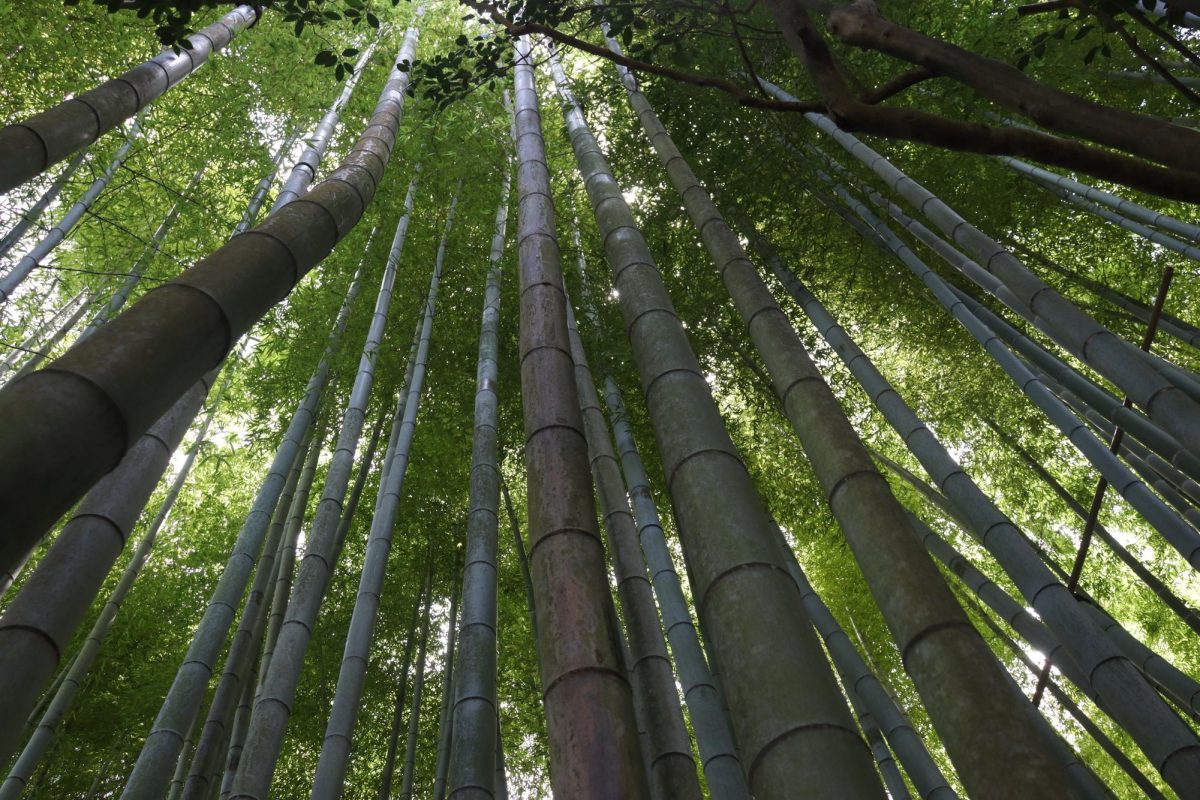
0, 362, 218, 767
600, 376, 749, 800
0, 363, 236, 800
600, 49, 1065, 798
511, 35, 647, 797
550, 49, 886, 799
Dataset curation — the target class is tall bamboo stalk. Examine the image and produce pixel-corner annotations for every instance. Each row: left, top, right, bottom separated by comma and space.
447, 158, 512, 800
758, 186, 1200, 794
499, 481, 537, 645
232, 130, 302, 237
310, 185, 457, 800
0, 18, 421, 563
431, 586, 460, 800
380, 547, 432, 800
399, 577, 435, 800
600, 376, 749, 800
563, 289, 702, 800
0, 150, 87, 259
0, 5, 257, 192
0, 112, 148, 303
511, 35, 647, 798
178, 420, 316, 800
257, 414, 334, 692
218, 417, 340, 800
550, 51, 883, 799
962, 591, 1169, 800
119, 251, 368, 799
775, 532, 958, 800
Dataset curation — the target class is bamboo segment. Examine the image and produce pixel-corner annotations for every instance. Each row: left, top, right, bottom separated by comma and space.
0, 5, 258, 193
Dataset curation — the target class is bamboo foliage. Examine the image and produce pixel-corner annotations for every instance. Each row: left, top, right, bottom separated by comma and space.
78, 164, 208, 341
765, 80, 1200, 460
0, 18, 421, 563
0, 5, 257, 193
511, 35, 648, 798
548, 47, 884, 800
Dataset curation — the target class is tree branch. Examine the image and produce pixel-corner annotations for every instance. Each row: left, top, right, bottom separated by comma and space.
826, 1, 1200, 176
459, 0, 827, 112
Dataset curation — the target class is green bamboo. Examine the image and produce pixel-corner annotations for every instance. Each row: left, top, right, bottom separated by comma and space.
511, 35, 647, 797
447, 155, 512, 800
310, 184, 457, 800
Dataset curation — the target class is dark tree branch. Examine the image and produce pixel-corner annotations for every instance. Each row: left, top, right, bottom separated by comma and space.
760, 0, 1200, 201
826, 1, 1200, 175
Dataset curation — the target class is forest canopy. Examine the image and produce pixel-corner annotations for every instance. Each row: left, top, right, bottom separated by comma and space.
1, 0, 1199, 797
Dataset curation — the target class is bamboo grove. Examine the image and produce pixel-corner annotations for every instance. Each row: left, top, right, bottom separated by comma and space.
3, 0, 1200, 796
